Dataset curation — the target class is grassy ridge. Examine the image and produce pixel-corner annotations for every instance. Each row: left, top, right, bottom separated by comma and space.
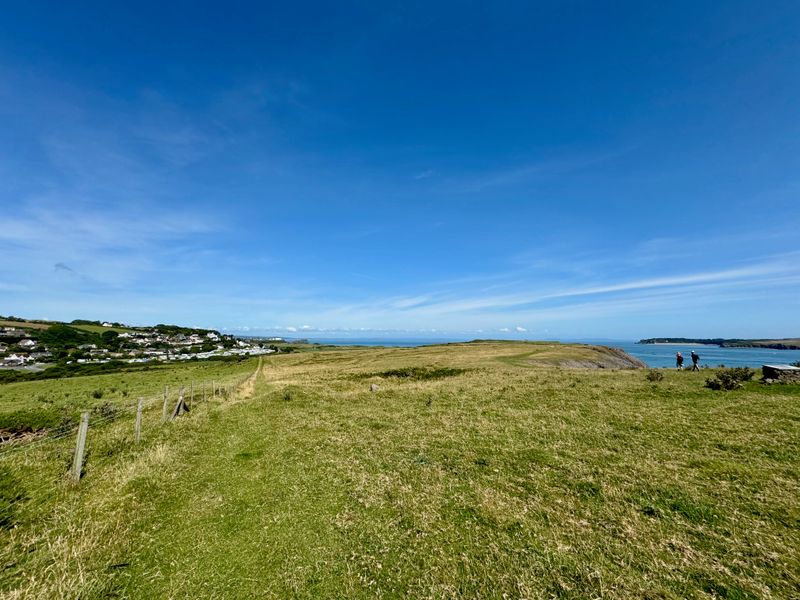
1, 342, 798, 598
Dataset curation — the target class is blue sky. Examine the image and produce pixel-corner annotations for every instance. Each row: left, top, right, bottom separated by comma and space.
1, 1, 799, 340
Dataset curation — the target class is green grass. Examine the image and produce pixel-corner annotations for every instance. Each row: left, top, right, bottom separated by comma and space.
68, 324, 136, 334
0, 319, 134, 334
0, 358, 258, 434
0, 342, 798, 598
0, 319, 51, 330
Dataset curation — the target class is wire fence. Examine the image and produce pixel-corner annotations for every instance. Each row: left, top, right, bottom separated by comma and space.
0, 363, 261, 521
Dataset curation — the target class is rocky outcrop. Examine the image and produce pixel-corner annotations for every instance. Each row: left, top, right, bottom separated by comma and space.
557, 346, 646, 370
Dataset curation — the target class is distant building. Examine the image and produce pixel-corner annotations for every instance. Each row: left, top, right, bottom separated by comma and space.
3, 353, 31, 366
0, 327, 27, 337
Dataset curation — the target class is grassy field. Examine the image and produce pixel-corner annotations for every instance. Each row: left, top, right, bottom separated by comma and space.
0, 318, 136, 335
68, 324, 136, 334
0, 320, 50, 330
1, 341, 798, 598
0, 358, 259, 434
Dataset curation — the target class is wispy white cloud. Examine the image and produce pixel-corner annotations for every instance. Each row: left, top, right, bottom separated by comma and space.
448, 146, 636, 193
239, 251, 800, 335
0, 198, 225, 289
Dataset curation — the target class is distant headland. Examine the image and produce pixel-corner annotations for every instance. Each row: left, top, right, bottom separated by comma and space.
638, 338, 800, 350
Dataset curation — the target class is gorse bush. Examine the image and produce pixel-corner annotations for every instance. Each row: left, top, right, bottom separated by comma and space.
705, 367, 755, 391
374, 367, 467, 381
726, 367, 755, 382
645, 370, 664, 382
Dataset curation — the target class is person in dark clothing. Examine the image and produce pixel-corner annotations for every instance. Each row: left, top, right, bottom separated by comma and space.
690, 350, 700, 371
676, 352, 684, 370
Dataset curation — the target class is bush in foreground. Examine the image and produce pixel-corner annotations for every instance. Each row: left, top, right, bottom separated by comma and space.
645, 370, 664, 382
705, 367, 755, 391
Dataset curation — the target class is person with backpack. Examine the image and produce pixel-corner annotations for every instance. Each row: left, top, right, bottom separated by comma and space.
676, 351, 684, 370
691, 350, 700, 371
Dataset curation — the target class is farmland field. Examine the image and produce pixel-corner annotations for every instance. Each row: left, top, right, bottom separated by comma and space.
0, 320, 50, 330
0, 357, 260, 435
1, 342, 798, 599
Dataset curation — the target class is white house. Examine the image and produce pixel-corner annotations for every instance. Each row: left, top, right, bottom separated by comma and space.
4, 353, 31, 365
18, 339, 37, 349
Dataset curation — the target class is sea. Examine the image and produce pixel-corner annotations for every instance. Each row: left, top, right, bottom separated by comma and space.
303, 338, 800, 369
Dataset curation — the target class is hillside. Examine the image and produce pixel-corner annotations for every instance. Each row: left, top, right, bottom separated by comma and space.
1, 342, 797, 598
0, 315, 272, 377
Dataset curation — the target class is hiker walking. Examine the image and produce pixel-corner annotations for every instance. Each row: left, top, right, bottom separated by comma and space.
690, 350, 700, 371
676, 351, 684, 370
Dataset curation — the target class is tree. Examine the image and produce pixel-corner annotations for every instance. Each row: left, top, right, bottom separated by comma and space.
101, 330, 119, 349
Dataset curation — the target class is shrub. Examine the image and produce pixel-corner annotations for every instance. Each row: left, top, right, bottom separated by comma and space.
0, 408, 64, 434
645, 370, 664, 382
360, 366, 467, 381
91, 389, 103, 399
705, 367, 755, 391
91, 402, 122, 422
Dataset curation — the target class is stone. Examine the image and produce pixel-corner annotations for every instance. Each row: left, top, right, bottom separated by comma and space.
762, 365, 800, 383
370, 383, 379, 392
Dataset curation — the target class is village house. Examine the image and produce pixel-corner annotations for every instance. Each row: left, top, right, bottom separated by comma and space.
3, 353, 31, 366
18, 339, 37, 349
0, 327, 28, 338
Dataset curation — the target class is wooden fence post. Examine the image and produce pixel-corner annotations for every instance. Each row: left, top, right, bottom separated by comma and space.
189, 381, 194, 410
134, 397, 144, 443
71, 411, 89, 483
171, 387, 187, 419
161, 386, 169, 423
